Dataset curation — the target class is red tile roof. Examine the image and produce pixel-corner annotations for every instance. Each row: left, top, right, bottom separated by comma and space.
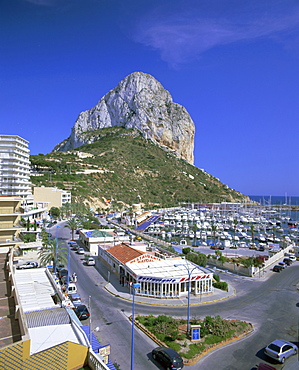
107, 243, 145, 264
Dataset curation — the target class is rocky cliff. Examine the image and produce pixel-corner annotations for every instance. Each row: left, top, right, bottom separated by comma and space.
53, 72, 195, 164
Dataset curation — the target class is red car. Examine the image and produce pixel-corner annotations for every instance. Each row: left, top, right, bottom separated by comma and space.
256, 364, 276, 370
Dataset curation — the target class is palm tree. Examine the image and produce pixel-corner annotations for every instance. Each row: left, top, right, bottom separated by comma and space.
38, 238, 67, 272
65, 217, 79, 240
249, 224, 255, 247
211, 223, 217, 247
233, 219, 238, 247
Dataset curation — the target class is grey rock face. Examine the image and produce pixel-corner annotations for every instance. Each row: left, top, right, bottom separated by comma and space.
54, 72, 195, 164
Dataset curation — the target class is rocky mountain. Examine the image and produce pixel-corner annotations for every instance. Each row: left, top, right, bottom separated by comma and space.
53, 72, 195, 164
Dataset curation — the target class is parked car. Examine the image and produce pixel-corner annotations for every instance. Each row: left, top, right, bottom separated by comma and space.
86, 257, 95, 266
256, 363, 276, 370
77, 247, 85, 254
152, 346, 184, 370
58, 269, 69, 281
283, 258, 292, 266
69, 293, 82, 307
16, 261, 38, 269
273, 265, 283, 272
56, 264, 66, 273
278, 261, 287, 269
264, 339, 298, 363
289, 255, 296, 262
74, 305, 90, 320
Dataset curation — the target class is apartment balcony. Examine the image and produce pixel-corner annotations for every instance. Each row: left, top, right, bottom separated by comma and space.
0, 237, 22, 245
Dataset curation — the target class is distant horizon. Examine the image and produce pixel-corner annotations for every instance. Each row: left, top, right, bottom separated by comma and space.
249, 194, 299, 197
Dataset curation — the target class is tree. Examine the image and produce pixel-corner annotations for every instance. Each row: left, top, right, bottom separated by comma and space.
38, 238, 67, 271
60, 203, 72, 219
249, 224, 255, 244
49, 207, 60, 220
211, 222, 217, 246
65, 217, 79, 240
233, 219, 238, 247
22, 233, 36, 243
182, 247, 191, 255
40, 229, 50, 248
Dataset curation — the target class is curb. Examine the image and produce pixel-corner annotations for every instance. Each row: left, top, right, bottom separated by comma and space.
104, 284, 237, 307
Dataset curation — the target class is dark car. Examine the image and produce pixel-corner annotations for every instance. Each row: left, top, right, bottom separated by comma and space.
56, 264, 66, 273
283, 258, 292, 266
58, 269, 69, 281
152, 346, 184, 370
69, 293, 82, 307
273, 265, 283, 272
278, 261, 287, 269
74, 305, 90, 320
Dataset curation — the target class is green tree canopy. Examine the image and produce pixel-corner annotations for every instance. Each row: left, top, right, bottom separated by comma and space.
64, 217, 79, 240
38, 239, 67, 271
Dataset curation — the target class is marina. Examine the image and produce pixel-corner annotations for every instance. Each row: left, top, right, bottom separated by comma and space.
141, 199, 299, 252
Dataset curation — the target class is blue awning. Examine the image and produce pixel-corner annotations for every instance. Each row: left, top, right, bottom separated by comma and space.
81, 325, 102, 352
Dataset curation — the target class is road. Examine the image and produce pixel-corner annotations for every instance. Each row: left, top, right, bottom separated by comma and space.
55, 222, 299, 370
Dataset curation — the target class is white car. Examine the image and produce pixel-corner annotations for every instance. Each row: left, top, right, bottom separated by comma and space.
289, 255, 296, 262
87, 257, 95, 266
77, 247, 85, 254
17, 261, 38, 269
264, 339, 298, 363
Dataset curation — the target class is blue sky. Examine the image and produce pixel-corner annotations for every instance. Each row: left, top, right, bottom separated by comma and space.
1, 0, 298, 196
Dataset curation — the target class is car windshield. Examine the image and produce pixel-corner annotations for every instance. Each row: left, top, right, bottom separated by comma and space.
78, 306, 88, 313
268, 343, 281, 352
173, 357, 182, 364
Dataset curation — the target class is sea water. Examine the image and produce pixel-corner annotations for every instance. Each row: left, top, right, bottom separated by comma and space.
249, 195, 299, 221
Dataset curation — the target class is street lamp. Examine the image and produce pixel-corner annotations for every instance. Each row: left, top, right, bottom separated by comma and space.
67, 242, 71, 292
54, 225, 60, 274
174, 262, 203, 335
131, 282, 141, 370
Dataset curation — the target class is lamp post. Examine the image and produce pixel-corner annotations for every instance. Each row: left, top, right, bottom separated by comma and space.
131, 282, 141, 370
54, 225, 60, 274
174, 262, 202, 335
67, 242, 71, 292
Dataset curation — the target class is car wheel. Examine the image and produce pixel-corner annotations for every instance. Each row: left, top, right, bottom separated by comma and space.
152, 353, 156, 360
281, 357, 285, 363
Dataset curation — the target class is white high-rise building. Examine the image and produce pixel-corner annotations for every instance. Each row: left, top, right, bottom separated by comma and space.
0, 135, 32, 202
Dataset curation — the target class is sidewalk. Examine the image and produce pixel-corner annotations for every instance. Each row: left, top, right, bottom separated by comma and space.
104, 279, 236, 306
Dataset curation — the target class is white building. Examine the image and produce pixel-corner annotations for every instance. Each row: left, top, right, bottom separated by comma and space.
99, 242, 214, 298
0, 135, 32, 204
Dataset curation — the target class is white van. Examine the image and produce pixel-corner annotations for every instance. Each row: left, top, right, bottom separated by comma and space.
67, 283, 77, 294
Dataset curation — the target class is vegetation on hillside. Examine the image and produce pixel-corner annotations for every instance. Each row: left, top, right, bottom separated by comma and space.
30, 127, 247, 208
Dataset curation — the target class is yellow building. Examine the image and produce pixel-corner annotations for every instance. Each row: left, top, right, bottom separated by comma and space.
0, 196, 24, 253
33, 186, 71, 209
